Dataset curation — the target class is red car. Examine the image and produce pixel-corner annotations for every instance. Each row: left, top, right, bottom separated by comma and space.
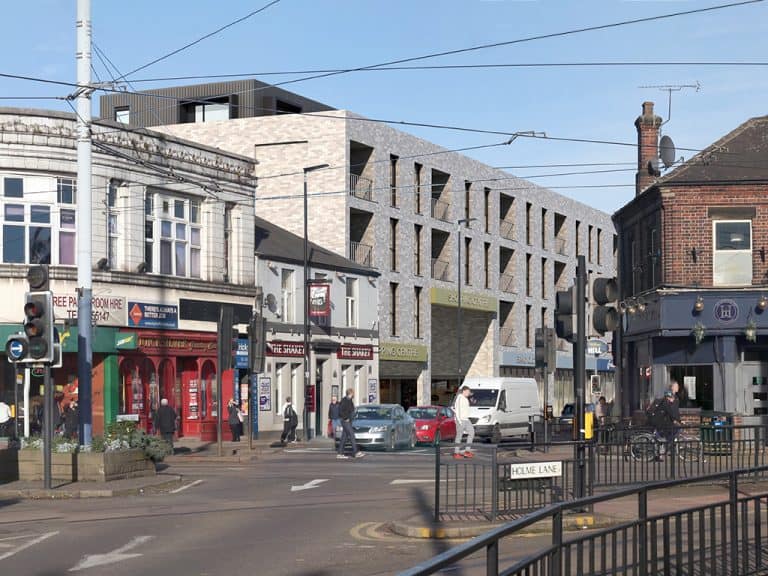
407, 406, 457, 446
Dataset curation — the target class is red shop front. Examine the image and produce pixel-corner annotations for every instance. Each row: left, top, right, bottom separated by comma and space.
117, 329, 235, 441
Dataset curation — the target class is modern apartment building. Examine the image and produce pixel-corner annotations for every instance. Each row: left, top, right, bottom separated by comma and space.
103, 82, 617, 414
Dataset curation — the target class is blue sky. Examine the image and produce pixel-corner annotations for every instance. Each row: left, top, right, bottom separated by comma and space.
1, 0, 766, 213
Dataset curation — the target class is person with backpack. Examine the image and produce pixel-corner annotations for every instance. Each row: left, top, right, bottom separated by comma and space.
280, 397, 299, 444
647, 390, 681, 451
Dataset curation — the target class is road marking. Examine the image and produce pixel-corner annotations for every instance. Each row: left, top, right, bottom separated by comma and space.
390, 479, 432, 485
170, 479, 204, 494
0, 532, 58, 561
290, 479, 329, 492
69, 535, 152, 572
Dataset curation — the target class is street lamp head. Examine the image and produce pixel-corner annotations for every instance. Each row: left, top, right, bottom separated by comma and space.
457, 217, 477, 227
303, 163, 330, 175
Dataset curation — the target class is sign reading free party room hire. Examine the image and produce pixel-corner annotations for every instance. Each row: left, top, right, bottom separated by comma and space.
509, 461, 563, 479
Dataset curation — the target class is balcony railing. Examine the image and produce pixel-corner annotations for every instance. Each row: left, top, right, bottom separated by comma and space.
499, 327, 516, 347
499, 272, 516, 294
350, 241, 373, 267
500, 219, 515, 240
431, 198, 451, 222
431, 258, 451, 282
556, 236, 567, 256
349, 173, 373, 202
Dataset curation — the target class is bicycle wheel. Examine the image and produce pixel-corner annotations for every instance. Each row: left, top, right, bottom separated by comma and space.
629, 433, 656, 461
677, 437, 703, 463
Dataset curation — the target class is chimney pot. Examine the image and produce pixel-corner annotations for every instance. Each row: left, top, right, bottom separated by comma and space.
642, 101, 655, 117
635, 101, 663, 196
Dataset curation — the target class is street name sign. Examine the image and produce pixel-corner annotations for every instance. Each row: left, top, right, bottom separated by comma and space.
509, 461, 563, 479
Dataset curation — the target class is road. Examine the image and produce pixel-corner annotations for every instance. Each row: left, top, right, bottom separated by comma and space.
0, 445, 553, 576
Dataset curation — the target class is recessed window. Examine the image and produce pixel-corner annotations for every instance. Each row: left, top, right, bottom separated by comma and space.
57, 178, 76, 204
145, 193, 203, 278
713, 220, 752, 286
181, 98, 231, 123
114, 107, 130, 124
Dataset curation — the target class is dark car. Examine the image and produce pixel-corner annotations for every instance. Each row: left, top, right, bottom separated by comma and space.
407, 406, 456, 446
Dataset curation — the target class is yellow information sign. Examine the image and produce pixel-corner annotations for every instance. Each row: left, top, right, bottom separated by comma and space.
379, 342, 429, 363
429, 287, 497, 313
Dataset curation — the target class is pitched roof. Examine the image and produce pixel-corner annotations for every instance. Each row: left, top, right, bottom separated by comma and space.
254, 216, 378, 277
657, 114, 768, 185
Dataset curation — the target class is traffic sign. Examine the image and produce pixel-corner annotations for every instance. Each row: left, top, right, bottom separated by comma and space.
6, 337, 27, 362
587, 338, 608, 356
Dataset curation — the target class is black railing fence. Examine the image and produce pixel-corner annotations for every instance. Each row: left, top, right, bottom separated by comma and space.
405, 465, 768, 576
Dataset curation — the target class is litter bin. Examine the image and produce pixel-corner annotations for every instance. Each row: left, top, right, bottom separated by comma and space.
701, 414, 733, 456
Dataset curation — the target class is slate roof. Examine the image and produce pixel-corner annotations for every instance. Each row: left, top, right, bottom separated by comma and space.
254, 216, 378, 277
657, 114, 768, 186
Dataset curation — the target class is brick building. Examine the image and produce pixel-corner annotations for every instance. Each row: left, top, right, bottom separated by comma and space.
614, 102, 768, 418
102, 81, 618, 416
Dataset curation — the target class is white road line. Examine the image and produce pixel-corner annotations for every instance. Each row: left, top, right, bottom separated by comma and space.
290, 479, 329, 492
390, 478, 455, 485
170, 479, 204, 494
0, 531, 58, 561
69, 535, 152, 572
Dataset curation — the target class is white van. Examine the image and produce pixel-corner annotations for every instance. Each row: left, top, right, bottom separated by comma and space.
461, 377, 540, 443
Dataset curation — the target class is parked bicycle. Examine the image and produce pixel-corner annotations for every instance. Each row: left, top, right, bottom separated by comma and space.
625, 429, 705, 462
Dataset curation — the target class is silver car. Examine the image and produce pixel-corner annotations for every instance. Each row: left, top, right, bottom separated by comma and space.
337, 404, 416, 451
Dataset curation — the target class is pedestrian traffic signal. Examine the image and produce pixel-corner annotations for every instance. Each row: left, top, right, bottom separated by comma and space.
248, 314, 266, 373
23, 291, 54, 362
592, 277, 620, 335
555, 287, 576, 343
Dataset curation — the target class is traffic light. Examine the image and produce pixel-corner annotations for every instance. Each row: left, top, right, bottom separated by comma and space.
23, 291, 55, 362
555, 286, 576, 343
592, 277, 620, 335
248, 314, 266, 373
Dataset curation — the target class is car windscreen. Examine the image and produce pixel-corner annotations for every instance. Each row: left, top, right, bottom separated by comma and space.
408, 408, 437, 419
355, 407, 392, 420
470, 389, 499, 407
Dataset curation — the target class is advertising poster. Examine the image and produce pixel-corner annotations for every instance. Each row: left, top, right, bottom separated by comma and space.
367, 378, 378, 403
258, 377, 272, 412
309, 283, 331, 319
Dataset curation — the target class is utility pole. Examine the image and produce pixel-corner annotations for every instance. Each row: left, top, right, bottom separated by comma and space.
456, 218, 475, 387
76, 0, 94, 446
574, 255, 587, 499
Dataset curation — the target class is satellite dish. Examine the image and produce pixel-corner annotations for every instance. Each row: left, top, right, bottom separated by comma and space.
660, 135, 676, 169
647, 157, 661, 177
265, 293, 277, 312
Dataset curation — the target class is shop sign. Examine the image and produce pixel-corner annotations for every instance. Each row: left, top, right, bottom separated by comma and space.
379, 342, 428, 363
128, 302, 178, 329
337, 344, 374, 360
235, 338, 249, 369
309, 283, 331, 319
266, 341, 305, 357
137, 336, 216, 353
115, 332, 138, 350
429, 287, 497, 313
713, 299, 739, 323
256, 376, 272, 412
53, 294, 127, 326
502, 350, 535, 367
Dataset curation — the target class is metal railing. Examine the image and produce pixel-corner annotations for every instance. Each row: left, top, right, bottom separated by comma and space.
431, 258, 451, 282
349, 173, 373, 201
499, 219, 514, 240
499, 272, 515, 294
349, 241, 373, 267
430, 197, 450, 222
404, 464, 768, 576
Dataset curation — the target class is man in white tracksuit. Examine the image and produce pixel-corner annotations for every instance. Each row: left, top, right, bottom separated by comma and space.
453, 385, 475, 459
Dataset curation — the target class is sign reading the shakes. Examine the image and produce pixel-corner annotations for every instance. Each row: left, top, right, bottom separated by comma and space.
429, 287, 497, 313
337, 344, 374, 360
508, 461, 563, 480
266, 341, 305, 357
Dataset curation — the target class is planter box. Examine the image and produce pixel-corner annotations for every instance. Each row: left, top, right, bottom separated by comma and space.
18, 448, 155, 482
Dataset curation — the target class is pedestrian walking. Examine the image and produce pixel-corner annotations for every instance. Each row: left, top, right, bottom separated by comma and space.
327, 395, 341, 439
154, 398, 178, 451
337, 388, 364, 460
227, 399, 242, 442
453, 385, 475, 459
594, 396, 609, 426
280, 397, 299, 444
61, 400, 79, 440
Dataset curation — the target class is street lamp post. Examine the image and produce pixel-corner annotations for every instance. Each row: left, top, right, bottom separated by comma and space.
456, 217, 476, 387
303, 164, 329, 441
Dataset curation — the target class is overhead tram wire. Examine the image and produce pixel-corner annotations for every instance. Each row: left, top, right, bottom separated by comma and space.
116, 0, 283, 81
108, 0, 765, 121
126, 60, 768, 83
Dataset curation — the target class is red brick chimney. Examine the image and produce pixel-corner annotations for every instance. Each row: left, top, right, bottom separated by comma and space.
635, 101, 662, 196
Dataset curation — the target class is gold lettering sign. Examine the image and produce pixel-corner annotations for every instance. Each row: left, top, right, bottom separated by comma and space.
138, 337, 216, 352
429, 287, 497, 313
379, 342, 428, 363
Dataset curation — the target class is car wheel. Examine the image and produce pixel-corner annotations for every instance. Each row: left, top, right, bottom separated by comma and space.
433, 430, 441, 447
387, 432, 396, 452
491, 424, 502, 444
407, 430, 415, 450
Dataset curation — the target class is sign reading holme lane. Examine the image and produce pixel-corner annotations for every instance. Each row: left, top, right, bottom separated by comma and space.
429, 287, 497, 313
508, 461, 563, 480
